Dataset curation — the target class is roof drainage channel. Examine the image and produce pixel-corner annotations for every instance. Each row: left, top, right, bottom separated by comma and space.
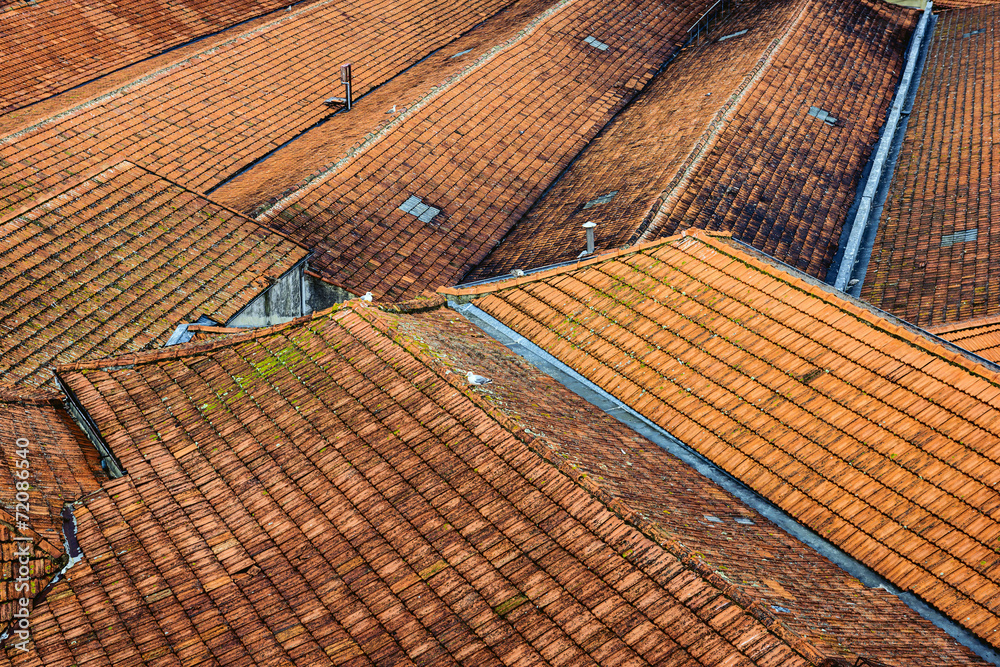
448, 298, 1000, 667
830, 2, 935, 294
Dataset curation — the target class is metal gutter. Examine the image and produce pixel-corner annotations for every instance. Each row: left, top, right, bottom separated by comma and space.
832, 3, 935, 292
449, 298, 1000, 666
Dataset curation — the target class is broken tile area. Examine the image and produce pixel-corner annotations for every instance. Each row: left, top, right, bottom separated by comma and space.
452, 230, 1000, 651
468, 0, 917, 283
863, 4, 1000, 326
19, 304, 822, 666
0, 161, 307, 388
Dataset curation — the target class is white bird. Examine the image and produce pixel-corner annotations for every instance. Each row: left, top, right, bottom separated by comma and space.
466, 371, 492, 386
361, 292, 373, 302
511, 269, 525, 277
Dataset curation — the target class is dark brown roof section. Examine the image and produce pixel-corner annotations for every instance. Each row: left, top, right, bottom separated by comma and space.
24, 304, 825, 666
862, 4, 1000, 326
0, 0, 312, 115
468, 0, 918, 283
928, 314, 1000, 363
0, 0, 519, 214
247, 0, 713, 301
374, 302, 988, 665
0, 387, 102, 630
0, 161, 307, 387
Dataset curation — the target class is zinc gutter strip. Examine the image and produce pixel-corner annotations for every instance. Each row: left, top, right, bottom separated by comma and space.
833, 2, 934, 292
447, 298, 1000, 667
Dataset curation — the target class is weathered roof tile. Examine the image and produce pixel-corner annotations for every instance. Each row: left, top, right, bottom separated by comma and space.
447, 230, 1000, 652
0, 161, 306, 387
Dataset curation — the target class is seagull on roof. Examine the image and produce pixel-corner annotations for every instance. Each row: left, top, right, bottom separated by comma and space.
361, 292, 373, 302
466, 371, 492, 386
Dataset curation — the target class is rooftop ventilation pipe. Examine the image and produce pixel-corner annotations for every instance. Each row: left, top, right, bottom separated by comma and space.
324, 63, 353, 110
582, 221, 597, 256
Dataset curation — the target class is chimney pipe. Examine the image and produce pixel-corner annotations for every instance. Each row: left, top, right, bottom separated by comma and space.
341, 63, 353, 110
583, 221, 597, 255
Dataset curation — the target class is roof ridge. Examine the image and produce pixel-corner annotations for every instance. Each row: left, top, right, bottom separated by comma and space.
442, 230, 732, 297
51, 303, 352, 373
927, 312, 1000, 335
0, 386, 63, 405
354, 303, 826, 665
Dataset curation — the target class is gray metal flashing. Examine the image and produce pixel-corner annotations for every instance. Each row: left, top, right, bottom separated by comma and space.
448, 298, 1000, 665
832, 2, 934, 292
717, 28, 747, 41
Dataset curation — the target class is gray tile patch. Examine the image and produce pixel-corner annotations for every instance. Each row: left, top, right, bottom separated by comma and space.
583, 190, 617, 209
717, 29, 748, 42
704, 515, 723, 523
734, 517, 755, 525
450, 49, 473, 58
963, 29, 984, 38
583, 35, 609, 51
941, 227, 978, 248
808, 106, 838, 125
399, 195, 441, 223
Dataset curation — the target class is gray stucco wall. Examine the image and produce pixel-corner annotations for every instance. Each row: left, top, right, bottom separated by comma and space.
227, 263, 306, 327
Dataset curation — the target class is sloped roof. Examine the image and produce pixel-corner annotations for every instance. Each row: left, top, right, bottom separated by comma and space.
928, 314, 1000, 363
467, 0, 917, 283
225, 0, 712, 301
0, 387, 102, 630
27, 304, 823, 666
862, 4, 999, 326
0, 0, 517, 214
0, 0, 304, 115
445, 230, 1000, 650
0, 161, 307, 387
373, 300, 988, 665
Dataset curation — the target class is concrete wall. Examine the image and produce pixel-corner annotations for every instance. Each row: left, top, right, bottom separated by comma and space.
304, 273, 354, 313
227, 262, 306, 328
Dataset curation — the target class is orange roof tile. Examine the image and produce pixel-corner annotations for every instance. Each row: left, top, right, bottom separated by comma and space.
928, 314, 1000, 363
0, 0, 308, 115
21, 304, 823, 666
0, 0, 517, 213
448, 230, 1000, 650
467, 0, 917, 283
0, 386, 102, 631
862, 5, 1000, 326
229, 0, 712, 301
372, 301, 988, 664
0, 161, 307, 387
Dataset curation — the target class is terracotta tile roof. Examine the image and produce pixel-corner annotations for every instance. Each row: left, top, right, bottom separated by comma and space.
22, 303, 824, 666
244, 0, 712, 301
0, 0, 309, 115
862, 4, 1000, 326
446, 230, 1000, 650
467, 0, 917, 283
0, 161, 307, 388
373, 301, 988, 665
0, 386, 102, 629
928, 314, 1000, 363
0, 0, 516, 213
